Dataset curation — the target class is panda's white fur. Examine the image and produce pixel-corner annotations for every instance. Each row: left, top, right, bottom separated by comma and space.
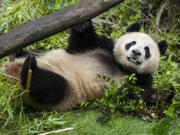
114, 32, 160, 74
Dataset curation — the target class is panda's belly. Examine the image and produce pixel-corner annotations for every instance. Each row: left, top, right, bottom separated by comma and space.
38, 48, 123, 82
41, 49, 123, 78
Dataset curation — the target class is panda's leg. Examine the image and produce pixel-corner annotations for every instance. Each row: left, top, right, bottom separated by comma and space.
134, 73, 158, 105
21, 55, 67, 105
66, 20, 98, 53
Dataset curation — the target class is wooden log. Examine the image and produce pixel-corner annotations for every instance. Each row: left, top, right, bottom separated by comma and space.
0, 0, 124, 58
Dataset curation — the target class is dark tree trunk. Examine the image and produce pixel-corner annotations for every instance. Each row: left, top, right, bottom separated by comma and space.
166, 0, 180, 21
0, 0, 124, 58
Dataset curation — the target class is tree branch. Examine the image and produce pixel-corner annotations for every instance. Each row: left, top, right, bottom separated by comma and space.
0, 0, 124, 58
155, 2, 166, 32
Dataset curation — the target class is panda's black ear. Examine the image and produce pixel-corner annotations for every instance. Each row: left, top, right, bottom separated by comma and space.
158, 40, 168, 55
126, 22, 141, 32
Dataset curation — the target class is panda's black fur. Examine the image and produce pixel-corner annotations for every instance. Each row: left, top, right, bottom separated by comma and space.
2, 20, 168, 111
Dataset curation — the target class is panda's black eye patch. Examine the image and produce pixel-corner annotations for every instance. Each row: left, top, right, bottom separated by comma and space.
125, 41, 136, 50
144, 46, 151, 59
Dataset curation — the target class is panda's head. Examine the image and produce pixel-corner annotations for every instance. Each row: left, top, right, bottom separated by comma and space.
113, 23, 168, 74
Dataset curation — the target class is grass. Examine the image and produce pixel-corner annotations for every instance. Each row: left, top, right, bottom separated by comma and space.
62, 109, 154, 135
63, 109, 180, 135
1, 105, 180, 135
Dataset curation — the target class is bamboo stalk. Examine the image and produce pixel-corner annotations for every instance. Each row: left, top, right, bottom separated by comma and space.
25, 69, 32, 90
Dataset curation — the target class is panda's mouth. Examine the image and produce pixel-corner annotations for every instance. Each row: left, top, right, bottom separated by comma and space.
127, 57, 141, 65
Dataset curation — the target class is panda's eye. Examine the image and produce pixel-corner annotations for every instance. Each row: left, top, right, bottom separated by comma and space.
125, 41, 136, 50
144, 46, 151, 59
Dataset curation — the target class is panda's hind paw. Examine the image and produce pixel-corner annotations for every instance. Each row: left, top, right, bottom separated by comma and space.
2, 61, 23, 78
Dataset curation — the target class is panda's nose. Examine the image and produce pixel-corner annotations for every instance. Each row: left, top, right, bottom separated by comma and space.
132, 49, 141, 56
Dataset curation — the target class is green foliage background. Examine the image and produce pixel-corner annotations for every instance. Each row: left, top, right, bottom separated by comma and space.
0, 0, 180, 134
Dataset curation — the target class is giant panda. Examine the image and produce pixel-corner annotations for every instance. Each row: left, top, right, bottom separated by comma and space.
2, 20, 168, 111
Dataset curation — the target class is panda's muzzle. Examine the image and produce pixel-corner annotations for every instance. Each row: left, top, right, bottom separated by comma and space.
127, 57, 141, 65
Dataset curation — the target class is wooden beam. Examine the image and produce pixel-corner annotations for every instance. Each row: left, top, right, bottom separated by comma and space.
0, 0, 124, 58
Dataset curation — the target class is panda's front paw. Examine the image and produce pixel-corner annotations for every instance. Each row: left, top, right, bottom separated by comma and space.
126, 22, 141, 32
73, 20, 92, 32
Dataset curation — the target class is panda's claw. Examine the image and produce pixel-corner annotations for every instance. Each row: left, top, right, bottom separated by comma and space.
73, 20, 92, 32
